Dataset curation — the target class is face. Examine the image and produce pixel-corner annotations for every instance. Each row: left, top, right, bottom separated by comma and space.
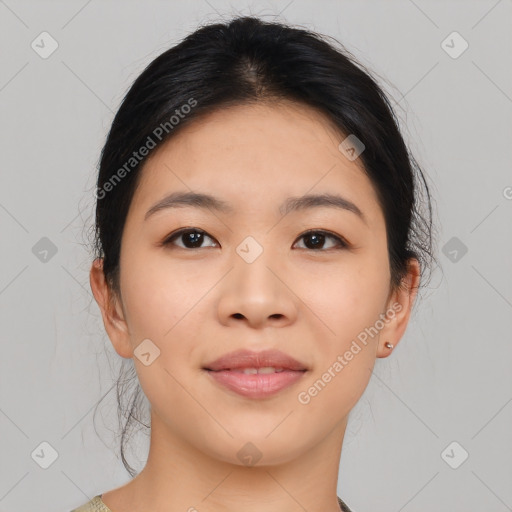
91, 101, 418, 467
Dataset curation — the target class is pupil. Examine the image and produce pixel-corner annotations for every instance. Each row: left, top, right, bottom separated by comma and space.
185, 231, 203, 248
307, 233, 324, 249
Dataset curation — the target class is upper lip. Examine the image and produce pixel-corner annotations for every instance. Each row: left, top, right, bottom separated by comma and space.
203, 349, 308, 371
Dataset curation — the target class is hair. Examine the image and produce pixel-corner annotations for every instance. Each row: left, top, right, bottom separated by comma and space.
89, 15, 437, 477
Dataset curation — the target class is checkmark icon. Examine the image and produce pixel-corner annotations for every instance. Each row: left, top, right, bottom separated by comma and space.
441, 31, 468, 59
31, 441, 59, 469
441, 441, 469, 469
236, 236, 263, 263
31, 31, 58, 59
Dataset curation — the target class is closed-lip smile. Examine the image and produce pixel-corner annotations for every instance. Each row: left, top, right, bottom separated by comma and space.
203, 349, 309, 399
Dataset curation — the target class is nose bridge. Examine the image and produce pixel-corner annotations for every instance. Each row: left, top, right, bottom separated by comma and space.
232, 236, 280, 297
216, 235, 296, 327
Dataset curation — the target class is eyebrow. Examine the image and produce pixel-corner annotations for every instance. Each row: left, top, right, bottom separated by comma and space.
144, 191, 367, 224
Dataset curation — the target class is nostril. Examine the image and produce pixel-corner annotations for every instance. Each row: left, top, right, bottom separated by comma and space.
233, 313, 244, 319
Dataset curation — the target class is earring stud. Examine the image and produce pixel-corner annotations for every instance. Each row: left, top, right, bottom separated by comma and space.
384, 342, 394, 349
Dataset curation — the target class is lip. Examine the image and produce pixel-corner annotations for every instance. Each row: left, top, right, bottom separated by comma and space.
203, 348, 308, 372
202, 349, 308, 399
205, 369, 307, 399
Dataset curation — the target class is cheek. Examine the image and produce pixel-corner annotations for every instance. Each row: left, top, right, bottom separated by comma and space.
298, 255, 389, 337
118, 251, 207, 408
119, 247, 209, 340
293, 263, 385, 413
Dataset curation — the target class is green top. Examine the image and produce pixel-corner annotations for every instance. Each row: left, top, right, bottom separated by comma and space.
71, 494, 353, 511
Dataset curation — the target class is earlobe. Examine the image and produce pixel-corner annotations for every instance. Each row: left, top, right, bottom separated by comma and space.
377, 258, 421, 358
89, 258, 133, 359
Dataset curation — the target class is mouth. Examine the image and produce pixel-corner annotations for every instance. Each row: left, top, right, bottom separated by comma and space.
202, 349, 309, 399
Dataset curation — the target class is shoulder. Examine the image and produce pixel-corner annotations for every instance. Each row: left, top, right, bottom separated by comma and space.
337, 495, 353, 512
72, 494, 349, 512
70, 495, 112, 512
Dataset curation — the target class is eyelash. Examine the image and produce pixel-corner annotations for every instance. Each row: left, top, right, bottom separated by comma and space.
161, 228, 349, 251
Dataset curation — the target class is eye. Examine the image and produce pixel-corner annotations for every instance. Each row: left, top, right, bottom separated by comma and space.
161, 228, 348, 251
293, 229, 348, 251
162, 228, 218, 249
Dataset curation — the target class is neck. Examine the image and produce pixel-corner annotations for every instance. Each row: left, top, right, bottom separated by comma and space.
103, 408, 348, 512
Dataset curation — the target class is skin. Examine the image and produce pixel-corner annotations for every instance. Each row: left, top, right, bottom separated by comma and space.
90, 101, 420, 512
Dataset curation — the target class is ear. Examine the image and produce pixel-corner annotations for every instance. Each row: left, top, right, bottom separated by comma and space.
377, 258, 421, 358
89, 258, 133, 359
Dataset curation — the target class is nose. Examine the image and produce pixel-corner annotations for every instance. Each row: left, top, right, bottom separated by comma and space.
216, 252, 298, 329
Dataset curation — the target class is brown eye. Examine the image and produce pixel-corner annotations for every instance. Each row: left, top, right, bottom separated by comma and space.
163, 228, 218, 249
294, 230, 348, 250
161, 228, 347, 251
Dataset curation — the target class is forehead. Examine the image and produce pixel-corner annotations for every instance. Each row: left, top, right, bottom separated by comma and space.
132, 101, 383, 225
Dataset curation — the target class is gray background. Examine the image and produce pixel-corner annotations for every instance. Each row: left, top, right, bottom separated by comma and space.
1, 1, 511, 511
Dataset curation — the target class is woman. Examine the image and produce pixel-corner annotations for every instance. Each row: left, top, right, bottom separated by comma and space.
73, 14, 435, 512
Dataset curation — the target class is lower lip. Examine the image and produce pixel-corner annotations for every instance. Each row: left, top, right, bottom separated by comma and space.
205, 369, 306, 399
